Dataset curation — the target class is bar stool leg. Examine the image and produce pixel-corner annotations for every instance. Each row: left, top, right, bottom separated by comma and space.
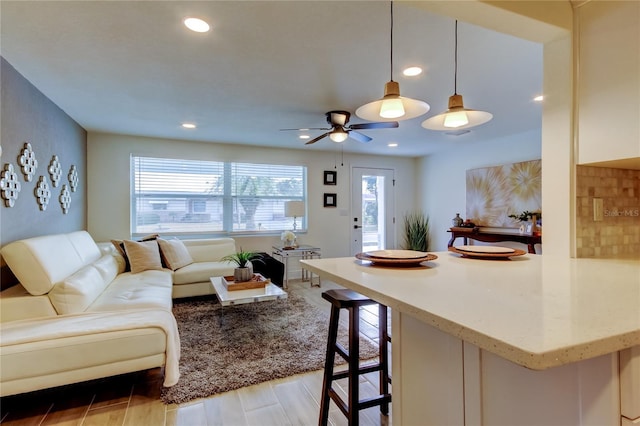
348, 305, 360, 426
378, 304, 390, 415
319, 305, 340, 426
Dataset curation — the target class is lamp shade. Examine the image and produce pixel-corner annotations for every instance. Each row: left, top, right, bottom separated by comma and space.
421, 94, 492, 131
356, 81, 430, 122
285, 201, 305, 218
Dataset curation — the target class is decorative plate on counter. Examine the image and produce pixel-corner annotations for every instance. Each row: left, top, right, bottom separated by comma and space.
448, 246, 526, 259
356, 251, 437, 265
455, 245, 515, 254
364, 249, 430, 259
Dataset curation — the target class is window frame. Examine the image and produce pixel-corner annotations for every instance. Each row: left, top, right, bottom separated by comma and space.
130, 156, 307, 238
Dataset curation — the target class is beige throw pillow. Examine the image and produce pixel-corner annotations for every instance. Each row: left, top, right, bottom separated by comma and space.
123, 239, 163, 274
111, 233, 159, 272
158, 238, 194, 271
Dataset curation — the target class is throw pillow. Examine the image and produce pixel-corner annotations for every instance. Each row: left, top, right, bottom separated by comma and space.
158, 238, 194, 271
111, 233, 159, 272
123, 239, 163, 274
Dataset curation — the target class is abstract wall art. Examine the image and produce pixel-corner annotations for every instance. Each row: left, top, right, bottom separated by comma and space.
466, 159, 541, 227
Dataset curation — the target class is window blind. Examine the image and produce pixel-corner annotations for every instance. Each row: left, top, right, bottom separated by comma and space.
131, 156, 306, 236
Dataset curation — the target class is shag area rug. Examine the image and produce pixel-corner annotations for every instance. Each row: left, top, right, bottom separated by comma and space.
161, 292, 379, 404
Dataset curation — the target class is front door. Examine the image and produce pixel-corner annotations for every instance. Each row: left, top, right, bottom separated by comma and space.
350, 167, 395, 255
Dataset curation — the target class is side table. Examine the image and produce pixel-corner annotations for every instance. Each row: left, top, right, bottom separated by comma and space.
272, 245, 321, 289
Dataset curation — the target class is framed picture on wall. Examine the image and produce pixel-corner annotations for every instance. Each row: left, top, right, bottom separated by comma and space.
323, 170, 337, 185
323, 193, 337, 207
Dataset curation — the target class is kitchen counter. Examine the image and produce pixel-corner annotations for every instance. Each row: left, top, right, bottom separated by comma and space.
301, 252, 640, 424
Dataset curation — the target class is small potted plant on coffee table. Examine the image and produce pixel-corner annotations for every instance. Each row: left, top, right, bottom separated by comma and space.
222, 250, 264, 283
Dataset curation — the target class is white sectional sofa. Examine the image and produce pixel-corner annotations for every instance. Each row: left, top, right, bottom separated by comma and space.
0, 231, 238, 397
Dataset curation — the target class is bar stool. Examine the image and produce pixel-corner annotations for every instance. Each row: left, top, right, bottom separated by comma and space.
319, 289, 391, 426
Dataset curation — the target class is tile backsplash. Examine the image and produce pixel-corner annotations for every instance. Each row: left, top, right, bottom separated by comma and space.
575, 166, 640, 258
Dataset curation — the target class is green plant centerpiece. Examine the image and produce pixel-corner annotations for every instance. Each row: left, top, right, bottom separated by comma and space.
403, 211, 430, 252
222, 249, 264, 283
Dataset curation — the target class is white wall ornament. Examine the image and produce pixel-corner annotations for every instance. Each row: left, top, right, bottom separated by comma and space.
0, 163, 22, 207
68, 165, 78, 192
18, 142, 38, 182
35, 176, 51, 211
48, 155, 62, 187
59, 184, 71, 214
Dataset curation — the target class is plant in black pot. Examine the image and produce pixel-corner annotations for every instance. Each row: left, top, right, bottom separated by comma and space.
222, 250, 264, 283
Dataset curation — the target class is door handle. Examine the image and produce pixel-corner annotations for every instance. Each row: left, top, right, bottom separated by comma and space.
354, 225, 363, 229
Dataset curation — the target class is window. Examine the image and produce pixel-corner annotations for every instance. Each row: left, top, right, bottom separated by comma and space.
132, 156, 306, 236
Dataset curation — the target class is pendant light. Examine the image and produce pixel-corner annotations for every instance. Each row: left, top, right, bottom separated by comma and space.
422, 21, 492, 131
356, 1, 430, 122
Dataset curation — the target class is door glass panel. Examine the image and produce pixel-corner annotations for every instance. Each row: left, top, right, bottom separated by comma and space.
362, 175, 386, 252
351, 167, 394, 255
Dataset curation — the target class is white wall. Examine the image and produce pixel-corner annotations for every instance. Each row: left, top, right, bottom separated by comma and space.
417, 129, 542, 251
87, 132, 417, 259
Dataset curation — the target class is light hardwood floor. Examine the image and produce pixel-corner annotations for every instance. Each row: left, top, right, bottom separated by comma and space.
0, 279, 391, 426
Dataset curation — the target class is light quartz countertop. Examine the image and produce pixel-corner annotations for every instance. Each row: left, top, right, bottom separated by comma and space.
301, 252, 640, 370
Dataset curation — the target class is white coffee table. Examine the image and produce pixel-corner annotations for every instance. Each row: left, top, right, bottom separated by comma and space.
210, 276, 288, 306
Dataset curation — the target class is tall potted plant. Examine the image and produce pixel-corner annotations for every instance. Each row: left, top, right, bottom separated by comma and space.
403, 211, 430, 252
222, 250, 264, 282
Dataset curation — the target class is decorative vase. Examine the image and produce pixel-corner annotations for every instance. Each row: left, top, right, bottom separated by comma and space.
234, 264, 253, 282
452, 213, 463, 227
284, 238, 294, 248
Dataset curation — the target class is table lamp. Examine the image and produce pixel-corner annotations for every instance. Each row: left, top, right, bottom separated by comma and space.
285, 201, 305, 232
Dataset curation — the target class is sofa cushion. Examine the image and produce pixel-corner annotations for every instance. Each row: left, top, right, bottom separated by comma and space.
1, 231, 101, 296
172, 261, 235, 286
157, 238, 193, 271
182, 238, 236, 263
0, 285, 57, 322
123, 240, 163, 274
48, 255, 119, 315
87, 270, 173, 312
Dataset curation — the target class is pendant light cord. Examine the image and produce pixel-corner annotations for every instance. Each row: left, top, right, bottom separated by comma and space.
454, 20, 458, 95
390, 0, 394, 82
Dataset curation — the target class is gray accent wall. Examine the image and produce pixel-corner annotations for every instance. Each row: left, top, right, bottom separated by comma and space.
1, 57, 87, 284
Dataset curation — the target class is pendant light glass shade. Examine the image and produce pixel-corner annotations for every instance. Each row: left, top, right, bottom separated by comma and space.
422, 21, 492, 131
356, 1, 429, 122
421, 94, 493, 130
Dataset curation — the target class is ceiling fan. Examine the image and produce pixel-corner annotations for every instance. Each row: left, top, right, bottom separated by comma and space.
281, 110, 399, 145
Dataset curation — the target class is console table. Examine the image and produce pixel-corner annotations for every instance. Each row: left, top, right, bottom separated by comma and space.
447, 227, 541, 254
272, 245, 321, 289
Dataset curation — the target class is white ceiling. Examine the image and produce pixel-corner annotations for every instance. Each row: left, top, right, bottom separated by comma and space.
0, 1, 543, 158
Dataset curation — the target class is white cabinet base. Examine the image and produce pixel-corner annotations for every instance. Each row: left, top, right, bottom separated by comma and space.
393, 312, 620, 425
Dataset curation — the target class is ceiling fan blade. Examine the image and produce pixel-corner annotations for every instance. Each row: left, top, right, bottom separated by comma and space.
349, 121, 399, 130
280, 127, 330, 131
348, 130, 372, 143
305, 132, 331, 145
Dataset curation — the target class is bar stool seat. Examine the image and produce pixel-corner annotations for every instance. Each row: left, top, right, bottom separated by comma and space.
319, 289, 391, 426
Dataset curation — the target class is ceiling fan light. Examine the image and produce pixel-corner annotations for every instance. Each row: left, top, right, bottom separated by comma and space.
329, 129, 349, 143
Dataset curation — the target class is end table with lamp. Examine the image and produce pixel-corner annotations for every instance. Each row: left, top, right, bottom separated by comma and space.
272, 244, 322, 289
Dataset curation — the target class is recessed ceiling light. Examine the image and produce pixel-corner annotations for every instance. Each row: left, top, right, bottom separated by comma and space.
403, 67, 422, 77
388, 143, 398, 147
184, 17, 210, 33
181, 123, 196, 129
533, 95, 544, 102
299, 135, 310, 139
